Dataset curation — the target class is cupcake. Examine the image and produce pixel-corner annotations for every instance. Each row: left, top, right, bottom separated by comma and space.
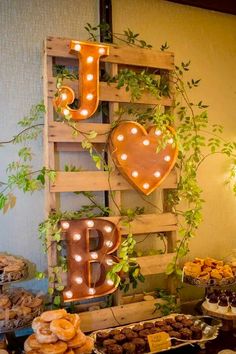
122, 342, 136, 353
103, 339, 117, 347
96, 331, 110, 344
190, 326, 202, 340
110, 329, 121, 337
143, 322, 154, 329
230, 298, 236, 314
126, 331, 138, 341
218, 298, 229, 313
113, 334, 126, 344
208, 294, 218, 310
107, 344, 123, 354
132, 324, 143, 332
179, 328, 192, 340
132, 338, 146, 352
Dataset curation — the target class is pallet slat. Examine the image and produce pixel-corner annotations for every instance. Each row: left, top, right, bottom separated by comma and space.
137, 253, 175, 275
79, 299, 165, 332
48, 78, 173, 106
46, 37, 174, 70
50, 170, 177, 192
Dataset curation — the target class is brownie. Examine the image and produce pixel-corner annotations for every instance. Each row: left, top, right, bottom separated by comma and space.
159, 325, 173, 332
155, 320, 165, 327
172, 322, 184, 330
139, 329, 150, 339
121, 328, 133, 335
126, 331, 138, 341
175, 315, 186, 322
103, 339, 117, 347
122, 342, 136, 353
110, 329, 121, 337
181, 319, 194, 327
149, 327, 160, 334
143, 322, 154, 329
96, 331, 110, 343
165, 318, 176, 325
190, 326, 202, 340
114, 334, 127, 344
132, 324, 143, 332
180, 328, 192, 340
132, 338, 146, 352
107, 344, 123, 354
168, 330, 181, 339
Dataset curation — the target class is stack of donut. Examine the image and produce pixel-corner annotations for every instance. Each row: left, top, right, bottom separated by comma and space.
24, 309, 94, 354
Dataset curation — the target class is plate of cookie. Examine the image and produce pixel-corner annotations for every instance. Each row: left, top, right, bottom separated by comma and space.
183, 257, 236, 287
91, 314, 221, 354
0, 253, 28, 284
0, 288, 44, 333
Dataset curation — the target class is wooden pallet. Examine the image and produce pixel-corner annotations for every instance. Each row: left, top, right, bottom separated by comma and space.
43, 37, 178, 327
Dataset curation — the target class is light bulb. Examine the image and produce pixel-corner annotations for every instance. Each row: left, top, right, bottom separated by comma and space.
63, 109, 69, 116
61, 93, 67, 100
65, 290, 73, 299
74, 255, 82, 262
62, 222, 70, 229
88, 288, 96, 295
155, 129, 162, 136
131, 171, 139, 178
87, 74, 93, 81
75, 277, 83, 284
117, 134, 124, 141
74, 44, 81, 51
99, 47, 105, 54
168, 138, 174, 144
87, 220, 94, 227
73, 233, 81, 241
107, 279, 114, 286
121, 154, 127, 160
104, 225, 112, 233
106, 258, 113, 266
87, 56, 94, 63
143, 139, 150, 146
164, 155, 171, 162
105, 240, 113, 248
80, 109, 88, 116
154, 171, 161, 178
143, 183, 150, 190
131, 127, 138, 135
86, 93, 94, 100
91, 252, 98, 259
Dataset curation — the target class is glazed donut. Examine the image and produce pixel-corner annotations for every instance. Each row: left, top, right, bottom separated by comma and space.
40, 309, 67, 322
27, 334, 42, 350
65, 313, 80, 330
67, 330, 86, 348
32, 316, 48, 332
36, 326, 58, 344
74, 337, 94, 354
38, 341, 68, 354
50, 318, 75, 341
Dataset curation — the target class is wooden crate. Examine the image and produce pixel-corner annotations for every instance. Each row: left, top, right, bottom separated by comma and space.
43, 37, 177, 328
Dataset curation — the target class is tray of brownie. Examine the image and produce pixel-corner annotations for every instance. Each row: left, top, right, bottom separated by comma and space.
91, 314, 221, 354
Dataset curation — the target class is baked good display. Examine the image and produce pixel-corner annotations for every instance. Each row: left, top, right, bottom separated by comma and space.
0, 288, 43, 332
203, 289, 236, 315
24, 308, 94, 354
93, 315, 207, 353
0, 254, 28, 283
183, 257, 235, 286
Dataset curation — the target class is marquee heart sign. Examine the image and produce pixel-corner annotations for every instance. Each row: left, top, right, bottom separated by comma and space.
109, 121, 178, 195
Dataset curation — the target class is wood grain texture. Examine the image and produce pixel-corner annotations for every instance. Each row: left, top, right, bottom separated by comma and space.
137, 253, 175, 275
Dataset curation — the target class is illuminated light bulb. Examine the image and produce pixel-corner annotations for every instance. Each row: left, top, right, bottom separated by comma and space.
164, 155, 171, 162
143, 139, 150, 146
75, 277, 83, 284
91, 252, 98, 259
65, 290, 73, 299
87, 220, 94, 227
155, 129, 162, 136
121, 154, 127, 161
168, 138, 174, 144
131, 127, 138, 135
80, 109, 88, 116
98, 47, 105, 54
63, 108, 69, 116
117, 134, 124, 142
74, 255, 82, 262
105, 240, 113, 248
131, 171, 139, 178
87, 74, 94, 81
61, 93, 67, 100
88, 288, 96, 295
106, 258, 113, 266
143, 183, 150, 190
87, 56, 94, 63
73, 233, 81, 241
107, 279, 114, 286
62, 222, 70, 229
154, 171, 161, 178
86, 93, 94, 100
104, 225, 112, 233
74, 44, 81, 51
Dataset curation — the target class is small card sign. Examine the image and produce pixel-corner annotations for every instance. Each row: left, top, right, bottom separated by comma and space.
147, 332, 171, 352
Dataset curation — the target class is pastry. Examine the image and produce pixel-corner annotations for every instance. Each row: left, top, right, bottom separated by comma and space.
122, 342, 136, 353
